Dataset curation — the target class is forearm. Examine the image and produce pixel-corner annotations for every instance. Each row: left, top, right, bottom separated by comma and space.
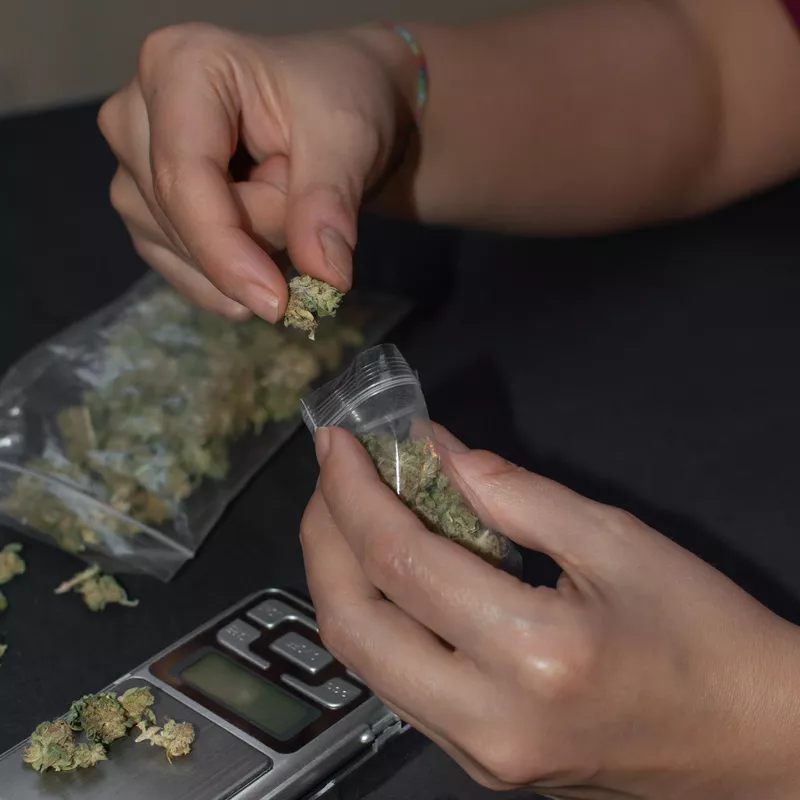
364, 0, 800, 235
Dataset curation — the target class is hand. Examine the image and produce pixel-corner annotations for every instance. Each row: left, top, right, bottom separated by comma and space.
98, 23, 414, 321
300, 425, 800, 799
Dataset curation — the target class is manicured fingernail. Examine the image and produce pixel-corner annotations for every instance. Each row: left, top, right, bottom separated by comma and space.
267, 179, 288, 195
319, 227, 352, 283
240, 283, 280, 323
315, 427, 331, 465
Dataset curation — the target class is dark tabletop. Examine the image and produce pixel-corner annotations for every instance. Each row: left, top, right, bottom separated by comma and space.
1, 101, 800, 800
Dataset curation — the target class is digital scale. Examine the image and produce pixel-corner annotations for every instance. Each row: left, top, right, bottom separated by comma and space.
0, 589, 413, 800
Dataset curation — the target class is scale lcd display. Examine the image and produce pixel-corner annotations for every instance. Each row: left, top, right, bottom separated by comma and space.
180, 651, 320, 740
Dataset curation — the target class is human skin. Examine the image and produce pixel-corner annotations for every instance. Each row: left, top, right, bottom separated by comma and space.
96, 3, 800, 794
97, 0, 800, 320
301, 425, 800, 798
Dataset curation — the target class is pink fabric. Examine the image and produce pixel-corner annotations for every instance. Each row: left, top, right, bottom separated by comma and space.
784, 0, 800, 28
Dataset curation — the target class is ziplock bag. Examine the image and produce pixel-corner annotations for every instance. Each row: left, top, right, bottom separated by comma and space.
0, 274, 409, 580
301, 344, 521, 573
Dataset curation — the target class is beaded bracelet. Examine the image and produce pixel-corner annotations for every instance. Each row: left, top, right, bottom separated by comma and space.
362, 23, 427, 203
380, 22, 429, 125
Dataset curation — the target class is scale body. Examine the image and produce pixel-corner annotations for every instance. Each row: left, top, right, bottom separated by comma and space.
0, 588, 409, 800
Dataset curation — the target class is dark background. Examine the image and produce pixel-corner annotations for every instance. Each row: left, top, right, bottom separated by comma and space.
1, 101, 800, 799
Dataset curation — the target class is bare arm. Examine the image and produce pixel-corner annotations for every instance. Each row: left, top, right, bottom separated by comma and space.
101, 2, 800, 319
367, 0, 800, 235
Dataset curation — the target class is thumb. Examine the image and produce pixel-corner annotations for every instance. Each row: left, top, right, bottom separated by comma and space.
445, 448, 629, 574
284, 124, 377, 291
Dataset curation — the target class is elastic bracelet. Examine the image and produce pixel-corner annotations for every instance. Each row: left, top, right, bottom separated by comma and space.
379, 22, 428, 125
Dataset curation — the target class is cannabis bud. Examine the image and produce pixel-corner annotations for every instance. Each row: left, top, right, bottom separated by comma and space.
65, 687, 156, 744
24, 685, 195, 774
66, 693, 130, 745
359, 433, 506, 565
22, 720, 108, 773
0, 543, 25, 644
135, 718, 196, 762
3, 283, 363, 561
118, 686, 157, 726
284, 275, 344, 340
55, 564, 139, 611
0, 542, 25, 585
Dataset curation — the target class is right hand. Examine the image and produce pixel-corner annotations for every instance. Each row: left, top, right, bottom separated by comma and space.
98, 23, 414, 321
302, 425, 800, 799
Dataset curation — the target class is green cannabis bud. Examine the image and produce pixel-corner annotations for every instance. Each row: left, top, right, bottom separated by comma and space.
135, 718, 196, 762
55, 564, 139, 611
118, 686, 156, 726
66, 693, 130, 745
22, 720, 108, 773
3, 285, 363, 558
0, 542, 25, 585
359, 434, 506, 565
284, 275, 344, 340
0, 590, 6, 612
71, 742, 109, 769
22, 685, 190, 774
0, 643, 6, 660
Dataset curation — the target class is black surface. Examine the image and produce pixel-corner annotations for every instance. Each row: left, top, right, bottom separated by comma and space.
0, 679, 271, 800
1, 100, 800, 800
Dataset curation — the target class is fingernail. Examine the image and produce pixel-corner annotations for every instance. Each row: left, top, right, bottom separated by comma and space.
240, 283, 280, 323
224, 302, 253, 322
315, 427, 331, 465
267, 179, 288, 196
319, 227, 352, 283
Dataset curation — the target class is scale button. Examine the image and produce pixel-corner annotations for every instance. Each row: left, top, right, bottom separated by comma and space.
281, 675, 362, 710
216, 619, 270, 670
248, 598, 318, 632
270, 631, 333, 674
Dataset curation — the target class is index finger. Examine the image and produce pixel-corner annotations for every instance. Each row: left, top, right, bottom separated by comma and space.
300, 488, 490, 730
141, 70, 288, 322
317, 427, 561, 663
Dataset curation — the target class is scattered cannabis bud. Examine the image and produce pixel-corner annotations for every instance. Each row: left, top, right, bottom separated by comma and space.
284, 275, 344, 340
359, 434, 506, 565
66, 692, 130, 745
0, 544, 24, 648
23, 685, 191, 774
23, 720, 73, 773
55, 564, 139, 611
22, 720, 108, 773
0, 542, 25, 585
65, 687, 156, 745
118, 686, 157, 726
3, 286, 363, 557
135, 718, 196, 762
71, 742, 109, 769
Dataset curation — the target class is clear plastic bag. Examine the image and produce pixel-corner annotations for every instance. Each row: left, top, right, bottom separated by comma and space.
0, 274, 410, 580
301, 344, 521, 573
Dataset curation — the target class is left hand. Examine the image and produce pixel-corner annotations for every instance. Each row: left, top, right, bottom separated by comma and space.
300, 425, 800, 800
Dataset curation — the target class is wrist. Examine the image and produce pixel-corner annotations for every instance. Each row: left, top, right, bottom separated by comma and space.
722, 619, 800, 799
348, 23, 424, 125
346, 23, 433, 212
